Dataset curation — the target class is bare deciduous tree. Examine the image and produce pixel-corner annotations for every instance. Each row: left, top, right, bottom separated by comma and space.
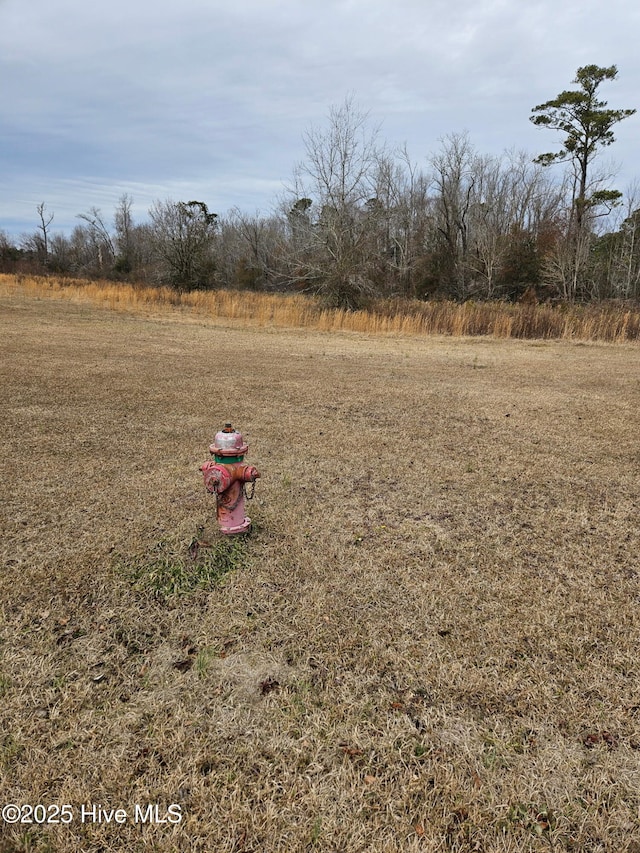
114, 194, 135, 275
429, 132, 477, 297
368, 147, 431, 298
77, 207, 115, 272
37, 202, 54, 268
285, 97, 384, 308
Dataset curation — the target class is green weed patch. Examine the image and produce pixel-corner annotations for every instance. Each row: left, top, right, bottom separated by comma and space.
117, 535, 249, 601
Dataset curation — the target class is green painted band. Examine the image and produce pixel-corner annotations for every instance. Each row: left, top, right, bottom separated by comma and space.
214, 454, 244, 463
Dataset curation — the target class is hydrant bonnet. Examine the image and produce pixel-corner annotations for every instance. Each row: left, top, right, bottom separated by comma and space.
210, 422, 249, 460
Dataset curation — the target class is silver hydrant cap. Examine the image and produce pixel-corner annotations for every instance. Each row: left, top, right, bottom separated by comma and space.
210, 422, 249, 456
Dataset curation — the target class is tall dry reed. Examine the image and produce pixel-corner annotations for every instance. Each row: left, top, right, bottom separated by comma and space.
2, 273, 639, 342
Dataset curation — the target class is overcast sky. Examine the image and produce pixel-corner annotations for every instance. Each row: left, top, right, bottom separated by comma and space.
1, 0, 638, 239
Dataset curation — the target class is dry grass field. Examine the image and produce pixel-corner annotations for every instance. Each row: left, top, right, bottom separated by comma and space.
1, 286, 640, 852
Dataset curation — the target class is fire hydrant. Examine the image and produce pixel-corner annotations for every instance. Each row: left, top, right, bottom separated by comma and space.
200, 423, 260, 535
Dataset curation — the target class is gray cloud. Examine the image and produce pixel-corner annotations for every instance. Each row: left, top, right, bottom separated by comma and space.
1, 0, 638, 237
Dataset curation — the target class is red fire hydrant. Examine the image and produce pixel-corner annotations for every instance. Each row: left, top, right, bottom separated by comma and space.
200, 423, 260, 535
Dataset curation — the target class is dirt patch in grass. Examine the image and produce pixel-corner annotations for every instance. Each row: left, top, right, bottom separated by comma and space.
1, 292, 640, 851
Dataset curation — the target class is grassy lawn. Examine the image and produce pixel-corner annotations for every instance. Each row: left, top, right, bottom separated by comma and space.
1, 291, 639, 851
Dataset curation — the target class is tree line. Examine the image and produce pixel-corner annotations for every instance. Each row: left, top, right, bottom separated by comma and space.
1, 65, 637, 307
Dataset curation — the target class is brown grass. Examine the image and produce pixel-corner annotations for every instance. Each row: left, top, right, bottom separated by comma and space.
3, 273, 640, 343
1, 289, 640, 851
